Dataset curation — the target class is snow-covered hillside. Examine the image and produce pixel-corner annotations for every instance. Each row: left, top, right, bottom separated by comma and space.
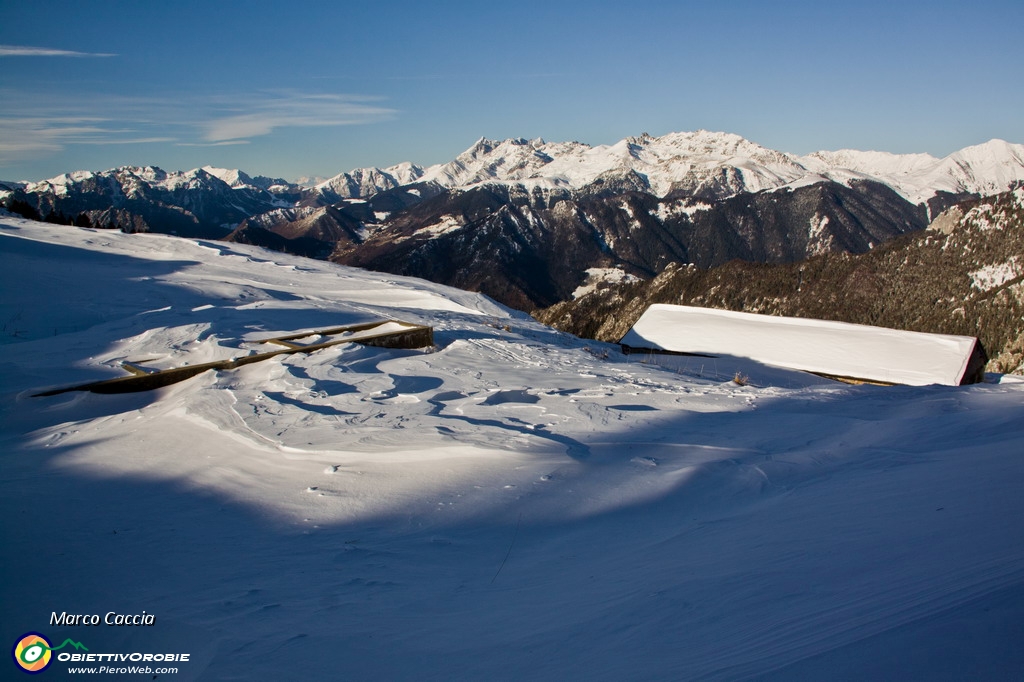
3, 218, 1024, 680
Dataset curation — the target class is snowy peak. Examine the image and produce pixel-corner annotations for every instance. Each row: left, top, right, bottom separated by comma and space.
406, 130, 810, 197
937, 139, 1024, 197
315, 161, 426, 201
799, 149, 940, 178
420, 136, 585, 189
26, 165, 298, 200
200, 167, 296, 193
191, 168, 292, 196
28, 165, 304, 200
799, 139, 1024, 204
643, 130, 791, 165
28, 165, 228, 196
609, 130, 807, 197
11, 164, 301, 238
201, 166, 252, 188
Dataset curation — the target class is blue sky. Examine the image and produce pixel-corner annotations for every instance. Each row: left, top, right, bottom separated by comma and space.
1, 0, 1022, 182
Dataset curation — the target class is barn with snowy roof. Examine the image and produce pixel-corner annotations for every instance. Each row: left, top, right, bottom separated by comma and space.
619, 304, 988, 386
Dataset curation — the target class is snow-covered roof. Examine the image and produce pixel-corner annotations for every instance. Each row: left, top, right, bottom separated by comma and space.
620, 304, 984, 386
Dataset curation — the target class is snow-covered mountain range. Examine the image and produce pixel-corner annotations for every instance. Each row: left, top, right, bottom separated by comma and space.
313, 131, 1024, 205
5, 131, 1024, 310
2, 165, 298, 237
10, 130, 1022, 218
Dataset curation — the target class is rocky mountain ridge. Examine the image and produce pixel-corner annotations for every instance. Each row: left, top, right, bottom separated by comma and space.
535, 185, 1024, 375
2, 165, 298, 237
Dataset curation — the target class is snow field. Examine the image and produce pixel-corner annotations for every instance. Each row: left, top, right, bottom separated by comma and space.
2, 219, 1024, 680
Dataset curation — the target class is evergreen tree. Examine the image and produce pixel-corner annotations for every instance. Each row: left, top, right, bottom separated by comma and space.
6, 199, 41, 221
44, 210, 71, 225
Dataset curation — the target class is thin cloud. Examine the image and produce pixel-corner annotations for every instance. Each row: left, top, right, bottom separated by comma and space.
78, 137, 176, 145
177, 140, 251, 147
200, 93, 395, 142
312, 71, 571, 81
0, 44, 117, 58
385, 72, 570, 81
0, 116, 115, 160
0, 90, 394, 166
